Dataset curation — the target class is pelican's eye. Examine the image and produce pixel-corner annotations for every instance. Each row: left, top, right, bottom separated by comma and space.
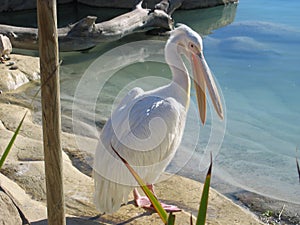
188, 42, 200, 55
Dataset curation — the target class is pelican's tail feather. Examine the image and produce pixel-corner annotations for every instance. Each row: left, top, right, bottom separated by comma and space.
93, 172, 132, 213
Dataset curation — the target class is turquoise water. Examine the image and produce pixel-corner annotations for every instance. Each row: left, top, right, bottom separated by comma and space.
205, 0, 300, 203
3, 1, 299, 204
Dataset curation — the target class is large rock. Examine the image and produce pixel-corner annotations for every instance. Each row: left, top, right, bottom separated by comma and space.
0, 0, 73, 12
0, 190, 23, 225
0, 34, 12, 56
0, 0, 238, 12
0, 173, 46, 223
78, 0, 238, 10
0, 54, 40, 91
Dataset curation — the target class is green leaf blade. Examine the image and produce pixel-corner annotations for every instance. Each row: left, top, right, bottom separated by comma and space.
110, 144, 168, 224
0, 111, 27, 169
167, 212, 176, 225
296, 156, 300, 183
196, 156, 212, 225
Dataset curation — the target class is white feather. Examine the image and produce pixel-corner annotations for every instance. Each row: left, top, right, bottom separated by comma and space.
93, 24, 222, 213
93, 82, 187, 213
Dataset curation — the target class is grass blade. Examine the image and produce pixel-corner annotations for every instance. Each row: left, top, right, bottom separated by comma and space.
190, 213, 193, 225
296, 148, 300, 183
297, 158, 300, 183
0, 111, 28, 169
167, 212, 175, 225
0, 61, 60, 170
110, 143, 168, 224
196, 154, 212, 225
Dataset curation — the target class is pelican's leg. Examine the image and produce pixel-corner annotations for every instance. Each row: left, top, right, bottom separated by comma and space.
133, 185, 152, 208
133, 184, 181, 212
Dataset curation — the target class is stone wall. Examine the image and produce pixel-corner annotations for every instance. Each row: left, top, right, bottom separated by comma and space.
0, 0, 238, 12
77, 0, 237, 9
0, 0, 72, 12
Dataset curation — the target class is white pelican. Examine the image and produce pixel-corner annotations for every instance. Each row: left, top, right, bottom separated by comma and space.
93, 24, 223, 213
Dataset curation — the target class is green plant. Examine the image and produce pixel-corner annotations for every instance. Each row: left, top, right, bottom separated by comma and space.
262, 210, 274, 217
296, 147, 300, 183
0, 62, 61, 170
195, 154, 212, 225
0, 112, 27, 169
111, 143, 212, 225
111, 144, 169, 223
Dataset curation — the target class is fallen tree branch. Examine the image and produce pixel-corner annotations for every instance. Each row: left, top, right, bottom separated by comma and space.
0, 2, 173, 51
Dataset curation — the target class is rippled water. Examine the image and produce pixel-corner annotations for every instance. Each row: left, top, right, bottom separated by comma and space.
3, 1, 300, 205
207, 0, 300, 204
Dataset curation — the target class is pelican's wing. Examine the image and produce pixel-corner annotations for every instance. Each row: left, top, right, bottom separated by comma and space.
113, 87, 144, 112
93, 90, 186, 213
93, 87, 144, 213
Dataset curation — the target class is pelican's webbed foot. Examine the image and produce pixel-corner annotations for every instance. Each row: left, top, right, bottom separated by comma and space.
133, 186, 181, 212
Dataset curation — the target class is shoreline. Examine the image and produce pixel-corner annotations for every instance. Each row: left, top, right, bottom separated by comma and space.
186, 170, 300, 225
231, 190, 300, 225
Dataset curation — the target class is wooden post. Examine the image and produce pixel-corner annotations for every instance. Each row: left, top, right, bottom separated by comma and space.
37, 1, 66, 225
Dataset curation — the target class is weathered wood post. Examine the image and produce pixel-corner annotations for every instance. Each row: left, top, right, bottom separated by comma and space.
37, 1, 66, 225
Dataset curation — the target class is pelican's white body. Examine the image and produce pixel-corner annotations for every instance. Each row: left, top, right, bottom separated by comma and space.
94, 78, 190, 211
93, 25, 223, 213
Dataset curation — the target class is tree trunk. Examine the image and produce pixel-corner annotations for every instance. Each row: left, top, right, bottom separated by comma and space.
37, 0, 66, 225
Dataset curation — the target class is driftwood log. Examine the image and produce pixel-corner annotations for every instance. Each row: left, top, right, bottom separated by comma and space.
0, 1, 173, 51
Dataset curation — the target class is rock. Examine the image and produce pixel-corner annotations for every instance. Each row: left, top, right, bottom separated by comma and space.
6, 61, 15, 66
235, 191, 300, 225
0, 54, 40, 91
0, 0, 73, 12
78, 0, 238, 10
0, 173, 47, 223
0, 0, 238, 12
0, 34, 12, 56
3, 54, 10, 60
2, 162, 47, 201
9, 65, 18, 70
0, 190, 23, 225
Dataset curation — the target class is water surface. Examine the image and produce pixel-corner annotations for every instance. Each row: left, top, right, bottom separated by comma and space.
207, 0, 300, 204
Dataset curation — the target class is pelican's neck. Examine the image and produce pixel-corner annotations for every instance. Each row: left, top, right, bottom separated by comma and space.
165, 42, 190, 108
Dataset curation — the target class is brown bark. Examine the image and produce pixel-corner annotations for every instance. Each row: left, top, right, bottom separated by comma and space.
37, 0, 66, 225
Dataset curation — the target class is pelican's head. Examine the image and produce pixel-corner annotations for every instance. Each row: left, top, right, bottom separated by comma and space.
169, 24, 224, 124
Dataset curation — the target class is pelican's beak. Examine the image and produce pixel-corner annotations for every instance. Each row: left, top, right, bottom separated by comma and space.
191, 52, 223, 124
